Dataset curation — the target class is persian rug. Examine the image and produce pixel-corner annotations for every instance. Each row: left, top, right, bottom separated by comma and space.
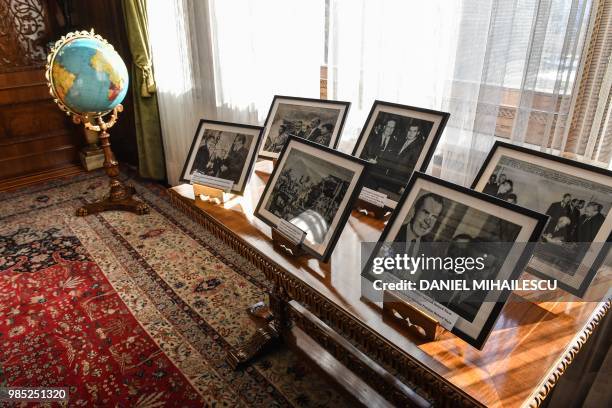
0, 171, 350, 407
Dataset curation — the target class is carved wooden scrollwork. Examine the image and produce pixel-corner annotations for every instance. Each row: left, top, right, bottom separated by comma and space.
525, 299, 611, 408
0, 0, 48, 72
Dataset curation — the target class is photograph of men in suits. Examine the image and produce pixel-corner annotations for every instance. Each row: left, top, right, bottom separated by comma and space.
262, 103, 343, 156
189, 130, 255, 187
482, 170, 520, 203
387, 189, 522, 315
539, 196, 605, 244
359, 113, 434, 201
484, 155, 611, 283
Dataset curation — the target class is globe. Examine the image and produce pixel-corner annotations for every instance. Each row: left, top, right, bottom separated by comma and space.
47, 33, 129, 116
43, 31, 149, 217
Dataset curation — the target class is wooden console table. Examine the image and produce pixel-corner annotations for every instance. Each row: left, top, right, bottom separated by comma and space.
169, 160, 611, 407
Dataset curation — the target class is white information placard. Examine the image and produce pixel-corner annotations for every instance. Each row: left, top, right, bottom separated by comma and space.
276, 219, 306, 245
358, 187, 387, 208
191, 173, 234, 192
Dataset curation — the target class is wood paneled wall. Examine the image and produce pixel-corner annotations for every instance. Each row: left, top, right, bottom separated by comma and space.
0, 0, 82, 187
0, 0, 139, 189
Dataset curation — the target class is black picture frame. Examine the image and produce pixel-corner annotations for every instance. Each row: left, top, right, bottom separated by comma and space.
180, 119, 263, 195
471, 140, 612, 297
351, 100, 450, 208
255, 135, 370, 261
363, 171, 548, 349
259, 95, 351, 160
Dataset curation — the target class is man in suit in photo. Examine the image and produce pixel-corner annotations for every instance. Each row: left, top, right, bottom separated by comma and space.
303, 118, 321, 141
576, 202, 605, 242
483, 174, 498, 195
395, 192, 444, 244
218, 134, 249, 182
387, 124, 425, 174
361, 118, 397, 163
377, 123, 426, 196
566, 198, 583, 241
546, 193, 572, 229
192, 133, 217, 176
393, 192, 444, 281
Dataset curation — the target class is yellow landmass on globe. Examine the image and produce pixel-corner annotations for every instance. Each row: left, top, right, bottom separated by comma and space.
90, 51, 124, 101
52, 63, 76, 101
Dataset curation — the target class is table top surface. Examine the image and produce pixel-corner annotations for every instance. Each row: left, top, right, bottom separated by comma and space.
171, 160, 610, 408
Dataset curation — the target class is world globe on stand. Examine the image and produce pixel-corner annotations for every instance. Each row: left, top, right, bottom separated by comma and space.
45, 30, 148, 216
47, 33, 129, 116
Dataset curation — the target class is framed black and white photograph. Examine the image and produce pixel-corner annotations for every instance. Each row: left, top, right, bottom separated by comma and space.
259, 95, 350, 160
180, 120, 263, 195
255, 136, 369, 261
364, 172, 547, 349
352, 101, 449, 208
472, 141, 612, 297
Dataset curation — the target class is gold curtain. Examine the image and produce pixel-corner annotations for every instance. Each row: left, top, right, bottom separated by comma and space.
122, 0, 166, 180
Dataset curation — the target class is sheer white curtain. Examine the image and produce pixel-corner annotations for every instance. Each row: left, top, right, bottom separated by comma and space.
441, 0, 592, 185
327, 1, 462, 149
209, 0, 324, 123
150, 0, 593, 186
148, 0, 324, 185
148, 1, 217, 185
328, 0, 592, 185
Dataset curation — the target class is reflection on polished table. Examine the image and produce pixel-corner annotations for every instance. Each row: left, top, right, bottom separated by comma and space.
169, 160, 611, 408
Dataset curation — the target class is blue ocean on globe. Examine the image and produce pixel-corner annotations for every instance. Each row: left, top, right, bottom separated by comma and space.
51, 37, 129, 114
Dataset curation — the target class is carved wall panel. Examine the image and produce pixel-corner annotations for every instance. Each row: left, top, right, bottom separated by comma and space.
0, 0, 83, 186
0, 0, 48, 73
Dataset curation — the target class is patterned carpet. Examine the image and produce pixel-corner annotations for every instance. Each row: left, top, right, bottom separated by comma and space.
0, 171, 350, 407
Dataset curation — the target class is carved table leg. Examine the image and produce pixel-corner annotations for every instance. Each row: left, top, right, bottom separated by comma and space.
226, 283, 290, 369
269, 283, 290, 332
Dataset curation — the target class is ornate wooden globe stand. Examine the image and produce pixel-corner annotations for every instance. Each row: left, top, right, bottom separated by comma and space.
45, 29, 149, 217
73, 106, 149, 216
